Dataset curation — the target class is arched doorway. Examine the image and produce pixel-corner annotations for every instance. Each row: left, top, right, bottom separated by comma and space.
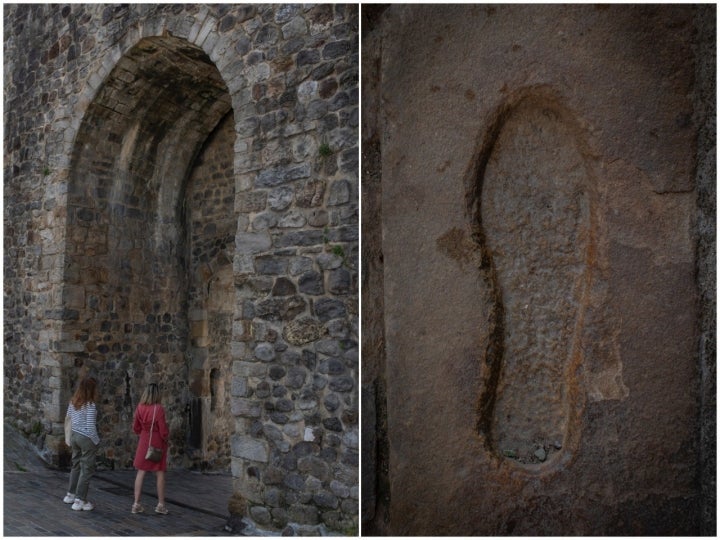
63, 35, 234, 469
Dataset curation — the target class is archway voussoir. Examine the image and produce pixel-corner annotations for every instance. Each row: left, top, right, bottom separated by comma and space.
234, 172, 255, 193
194, 17, 218, 47
187, 7, 212, 43
229, 85, 253, 109
200, 30, 220, 54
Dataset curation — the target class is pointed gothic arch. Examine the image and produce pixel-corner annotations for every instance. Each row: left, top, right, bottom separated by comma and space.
63, 34, 235, 468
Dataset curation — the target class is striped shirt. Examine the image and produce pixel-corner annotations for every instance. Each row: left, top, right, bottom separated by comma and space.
66, 402, 100, 445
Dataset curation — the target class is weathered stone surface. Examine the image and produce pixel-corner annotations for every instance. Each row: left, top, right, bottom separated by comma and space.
694, 7, 717, 536
272, 277, 297, 297
322, 417, 343, 432
286, 366, 307, 389
255, 295, 306, 321
256, 164, 312, 188
278, 211, 306, 228
288, 256, 313, 276
327, 268, 351, 294
314, 490, 339, 509
317, 252, 343, 270
231, 398, 262, 418
314, 298, 346, 322
288, 503, 319, 525
295, 179, 326, 208
252, 213, 278, 231
319, 359, 345, 376
254, 343, 276, 362
364, 3, 708, 537
237, 191, 268, 213
328, 179, 351, 206
307, 209, 329, 228
298, 271, 324, 295
255, 255, 289, 275
298, 455, 330, 480
273, 230, 325, 248
232, 378, 248, 398
236, 232, 272, 254
232, 435, 269, 463
329, 376, 353, 393
268, 186, 294, 211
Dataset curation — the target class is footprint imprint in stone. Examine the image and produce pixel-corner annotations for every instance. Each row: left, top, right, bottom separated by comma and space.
476, 93, 591, 467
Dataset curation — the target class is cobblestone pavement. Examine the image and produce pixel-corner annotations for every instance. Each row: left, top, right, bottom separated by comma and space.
3, 423, 265, 537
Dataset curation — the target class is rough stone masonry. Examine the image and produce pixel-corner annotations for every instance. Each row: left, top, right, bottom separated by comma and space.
4, 4, 358, 534
362, 4, 715, 536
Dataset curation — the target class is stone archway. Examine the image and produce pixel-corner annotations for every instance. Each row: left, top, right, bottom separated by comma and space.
63, 34, 234, 468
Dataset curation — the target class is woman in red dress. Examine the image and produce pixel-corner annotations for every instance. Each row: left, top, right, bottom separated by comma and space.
131, 382, 170, 515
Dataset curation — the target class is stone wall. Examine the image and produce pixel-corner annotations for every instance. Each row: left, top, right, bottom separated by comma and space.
362, 4, 714, 535
359, 4, 389, 532
186, 111, 236, 470
4, 4, 358, 533
693, 5, 717, 536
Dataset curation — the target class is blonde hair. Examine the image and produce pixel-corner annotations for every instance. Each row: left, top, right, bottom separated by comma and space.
139, 382, 161, 405
71, 377, 98, 409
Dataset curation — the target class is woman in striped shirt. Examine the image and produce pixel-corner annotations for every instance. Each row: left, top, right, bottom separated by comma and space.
62, 376, 101, 511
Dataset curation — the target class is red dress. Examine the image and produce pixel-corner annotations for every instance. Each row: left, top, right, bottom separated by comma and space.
133, 403, 169, 471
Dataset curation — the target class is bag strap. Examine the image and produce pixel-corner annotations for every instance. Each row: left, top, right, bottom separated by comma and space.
149, 405, 156, 441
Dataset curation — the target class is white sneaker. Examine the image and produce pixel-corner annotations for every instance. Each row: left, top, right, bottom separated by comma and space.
63, 492, 76, 504
71, 499, 94, 511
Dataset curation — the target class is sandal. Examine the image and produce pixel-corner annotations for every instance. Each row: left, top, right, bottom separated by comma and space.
155, 504, 169, 515
131, 503, 144, 514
